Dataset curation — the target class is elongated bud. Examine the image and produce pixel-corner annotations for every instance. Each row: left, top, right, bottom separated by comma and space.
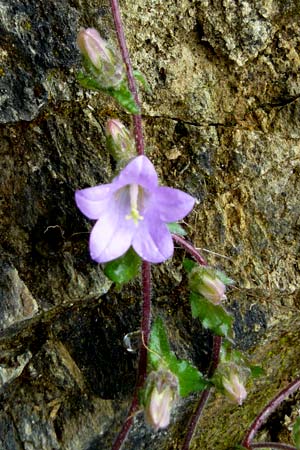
77, 28, 112, 68
213, 363, 248, 405
144, 369, 178, 431
77, 28, 125, 88
189, 267, 227, 304
106, 119, 136, 164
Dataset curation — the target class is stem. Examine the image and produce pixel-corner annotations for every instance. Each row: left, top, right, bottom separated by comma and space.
181, 336, 222, 450
112, 262, 151, 450
251, 444, 297, 450
242, 378, 300, 448
110, 0, 145, 156
182, 389, 211, 450
172, 234, 207, 266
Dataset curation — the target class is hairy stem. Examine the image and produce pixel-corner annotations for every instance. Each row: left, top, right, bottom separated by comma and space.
251, 443, 297, 450
110, 0, 145, 155
182, 336, 222, 450
242, 378, 300, 448
172, 234, 207, 266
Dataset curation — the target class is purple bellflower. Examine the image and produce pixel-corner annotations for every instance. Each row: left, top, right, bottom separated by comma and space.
75, 155, 195, 264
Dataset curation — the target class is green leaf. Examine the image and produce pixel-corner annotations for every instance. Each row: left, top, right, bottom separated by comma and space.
77, 72, 139, 114
133, 70, 152, 94
183, 258, 197, 273
167, 355, 208, 396
189, 292, 234, 339
215, 269, 235, 286
77, 71, 104, 91
148, 318, 207, 396
167, 222, 187, 236
148, 317, 171, 370
103, 247, 141, 284
293, 417, 300, 449
108, 83, 140, 114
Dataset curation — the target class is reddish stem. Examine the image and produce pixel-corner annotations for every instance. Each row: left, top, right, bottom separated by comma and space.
109, 2, 150, 448
242, 377, 300, 448
112, 262, 151, 450
110, 0, 145, 155
172, 234, 207, 266
181, 336, 222, 450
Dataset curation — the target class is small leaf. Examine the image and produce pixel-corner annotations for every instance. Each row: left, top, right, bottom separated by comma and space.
167, 222, 187, 236
77, 71, 104, 91
148, 317, 171, 370
108, 84, 140, 114
104, 247, 141, 284
133, 70, 152, 93
215, 269, 234, 286
293, 417, 300, 449
183, 258, 197, 273
167, 355, 208, 396
148, 318, 207, 396
189, 292, 234, 339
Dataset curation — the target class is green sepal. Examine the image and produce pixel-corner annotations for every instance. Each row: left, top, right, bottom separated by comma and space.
293, 416, 300, 449
103, 247, 141, 284
183, 258, 197, 273
133, 70, 152, 94
148, 317, 208, 397
189, 292, 234, 339
167, 222, 187, 236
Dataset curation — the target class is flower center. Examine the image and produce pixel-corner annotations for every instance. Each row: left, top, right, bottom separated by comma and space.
125, 183, 144, 225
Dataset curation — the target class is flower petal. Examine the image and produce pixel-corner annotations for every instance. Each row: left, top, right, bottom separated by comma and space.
132, 214, 173, 263
154, 187, 195, 222
89, 208, 134, 263
75, 184, 113, 220
114, 155, 158, 190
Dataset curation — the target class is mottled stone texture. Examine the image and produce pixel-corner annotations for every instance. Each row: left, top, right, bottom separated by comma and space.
0, 0, 300, 449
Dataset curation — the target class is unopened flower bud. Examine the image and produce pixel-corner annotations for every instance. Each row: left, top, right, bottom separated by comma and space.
77, 28, 125, 88
144, 369, 178, 431
189, 267, 226, 304
106, 119, 136, 163
213, 364, 247, 405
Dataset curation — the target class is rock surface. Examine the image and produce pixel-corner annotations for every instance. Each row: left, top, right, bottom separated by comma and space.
0, 0, 300, 449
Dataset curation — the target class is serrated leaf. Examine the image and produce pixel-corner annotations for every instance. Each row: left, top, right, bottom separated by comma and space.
133, 70, 152, 94
167, 355, 208, 396
148, 318, 207, 396
148, 317, 171, 370
293, 417, 300, 449
167, 222, 187, 236
183, 258, 197, 273
189, 292, 234, 339
103, 247, 141, 284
